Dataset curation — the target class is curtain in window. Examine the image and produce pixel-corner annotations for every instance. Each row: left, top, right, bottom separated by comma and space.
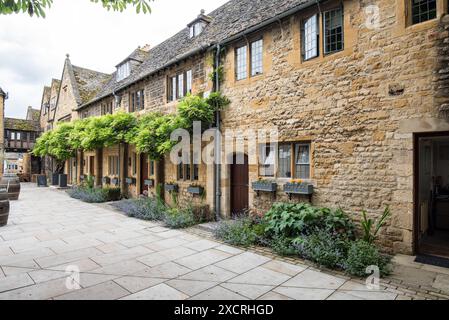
278, 145, 292, 178
295, 144, 310, 179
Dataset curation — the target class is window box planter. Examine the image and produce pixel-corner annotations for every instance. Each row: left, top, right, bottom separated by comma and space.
144, 179, 155, 188
102, 177, 111, 185
187, 186, 204, 195
125, 177, 136, 185
165, 183, 179, 193
252, 181, 277, 193
283, 182, 314, 200
111, 178, 119, 186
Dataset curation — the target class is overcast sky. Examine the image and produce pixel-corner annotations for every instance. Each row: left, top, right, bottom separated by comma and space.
0, 0, 228, 119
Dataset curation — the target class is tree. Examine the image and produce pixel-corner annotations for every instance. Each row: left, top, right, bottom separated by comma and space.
33, 123, 75, 173
0, 0, 152, 18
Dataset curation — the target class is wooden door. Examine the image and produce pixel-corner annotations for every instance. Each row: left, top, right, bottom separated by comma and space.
89, 156, 95, 176
141, 154, 149, 194
231, 154, 249, 216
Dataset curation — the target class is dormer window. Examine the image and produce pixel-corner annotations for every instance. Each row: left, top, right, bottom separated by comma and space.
116, 61, 130, 81
188, 9, 211, 38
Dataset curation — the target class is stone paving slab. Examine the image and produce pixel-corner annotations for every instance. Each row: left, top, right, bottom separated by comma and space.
0, 184, 445, 300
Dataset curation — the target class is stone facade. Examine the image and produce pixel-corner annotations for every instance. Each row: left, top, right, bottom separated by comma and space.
37, 0, 449, 254
219, 0, 449, 254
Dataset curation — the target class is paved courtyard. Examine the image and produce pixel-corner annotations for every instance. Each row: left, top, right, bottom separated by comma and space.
0, 184, 401, 300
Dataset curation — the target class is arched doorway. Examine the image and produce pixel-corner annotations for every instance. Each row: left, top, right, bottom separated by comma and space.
230, 153, 249, 216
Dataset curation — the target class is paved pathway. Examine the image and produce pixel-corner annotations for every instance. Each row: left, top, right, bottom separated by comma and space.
0, 184, 399, 300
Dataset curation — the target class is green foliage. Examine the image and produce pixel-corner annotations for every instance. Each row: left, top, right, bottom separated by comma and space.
270, 236, 297, 256
33, 123, 75, 162
177, 94, 215, 129
205, 92, 231, 111
131, 113, 186, 159
344, 240, 391, 277
294, 229, 349, 269
264, 203, 356, 240
0, 0, 153, 17
84, 175, 95, 189
164, 207, 196, 229
361, 206, 391, 244
67, 186, 121, 203
214, 217, 258, 247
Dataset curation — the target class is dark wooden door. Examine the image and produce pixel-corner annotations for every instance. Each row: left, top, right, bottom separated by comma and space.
141, 154, 149, 194
231, 154, 249, 216
89, 156, 95, 176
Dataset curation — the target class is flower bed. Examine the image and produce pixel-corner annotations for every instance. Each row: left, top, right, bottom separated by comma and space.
213, 202, 392, 277
67, 186, 121, 203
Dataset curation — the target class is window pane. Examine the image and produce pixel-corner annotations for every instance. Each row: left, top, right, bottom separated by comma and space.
236, 45, 247, 80
295, 144, 310, 179
324, 8, 344, 54
178, 74, 184, 98
172, 77, 177, 101
303, 14, 319, 60
412, 0, 436, 24
259, 145, 275, 177
186, 70, 192, 94
251, 39, 263, 76
278, 144, 292, 178
193, 164, 199, 180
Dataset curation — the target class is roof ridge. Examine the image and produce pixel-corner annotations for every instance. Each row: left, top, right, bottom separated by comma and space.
72, 64, 111, 77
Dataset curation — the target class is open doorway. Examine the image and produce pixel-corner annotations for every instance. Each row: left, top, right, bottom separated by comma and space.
415, 133, 449, 258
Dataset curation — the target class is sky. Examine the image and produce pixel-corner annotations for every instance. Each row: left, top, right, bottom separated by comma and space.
0, 0, 228, 119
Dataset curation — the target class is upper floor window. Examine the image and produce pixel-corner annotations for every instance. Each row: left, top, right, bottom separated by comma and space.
116, 62, 130, 82
130, 90, 144, 112
236, 45, 248, 81
50, 97, 56, 110
324, 8, 344, 54
302, 14, 319, 60
251, 39, 263, 76
168, 70, 193, 102
411, 0, 437, 24
189, 22, 206, 38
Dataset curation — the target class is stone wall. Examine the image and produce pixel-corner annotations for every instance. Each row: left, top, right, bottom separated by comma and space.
219, 0, 449, 254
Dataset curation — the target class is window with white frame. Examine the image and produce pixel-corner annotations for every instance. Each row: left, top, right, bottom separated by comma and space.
324, 8, 344, 54
411, 0, 437, 25
116, 61, 130, 82
168, 70, 193, 101
236, 45, 248, 80
302, 14, 319, 60
251, 39, 263, 76
189, 22, 206, 38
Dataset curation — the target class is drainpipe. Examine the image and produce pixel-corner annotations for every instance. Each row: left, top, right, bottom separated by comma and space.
214, 44, 222, 221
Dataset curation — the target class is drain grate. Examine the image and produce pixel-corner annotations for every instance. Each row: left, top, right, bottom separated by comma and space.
415, 254, 449, 269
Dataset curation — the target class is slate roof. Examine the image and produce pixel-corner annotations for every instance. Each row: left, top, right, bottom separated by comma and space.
80, 0, 314, 108
4, 118, 41, 132
116, 48, 150, 67
0, 87, 6, 97
71, 65, 112, 105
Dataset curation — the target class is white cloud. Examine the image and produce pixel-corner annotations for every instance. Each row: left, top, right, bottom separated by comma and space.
0, 0, 228, 118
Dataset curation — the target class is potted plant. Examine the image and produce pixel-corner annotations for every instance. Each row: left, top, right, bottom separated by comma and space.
102, 176, 111, 185
252, 179, 277, 193
125, 177, 136, 185
165, 182, 179, 193
187, 184, 204, 195
144, 179, 155, 188
58, 174, 68, 188
37, 174, 47, 187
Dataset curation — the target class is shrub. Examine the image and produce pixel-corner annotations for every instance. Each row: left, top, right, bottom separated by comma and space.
263, 202, 356, 240
294, 229, 349, 269
164, 207, 196, 229
190, 204, 214, 223
270, 236, 297, 256
67, 186, 121, 203
214, 216, 257, 247
111, 197, 167, 221
344, 240, 391, 277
